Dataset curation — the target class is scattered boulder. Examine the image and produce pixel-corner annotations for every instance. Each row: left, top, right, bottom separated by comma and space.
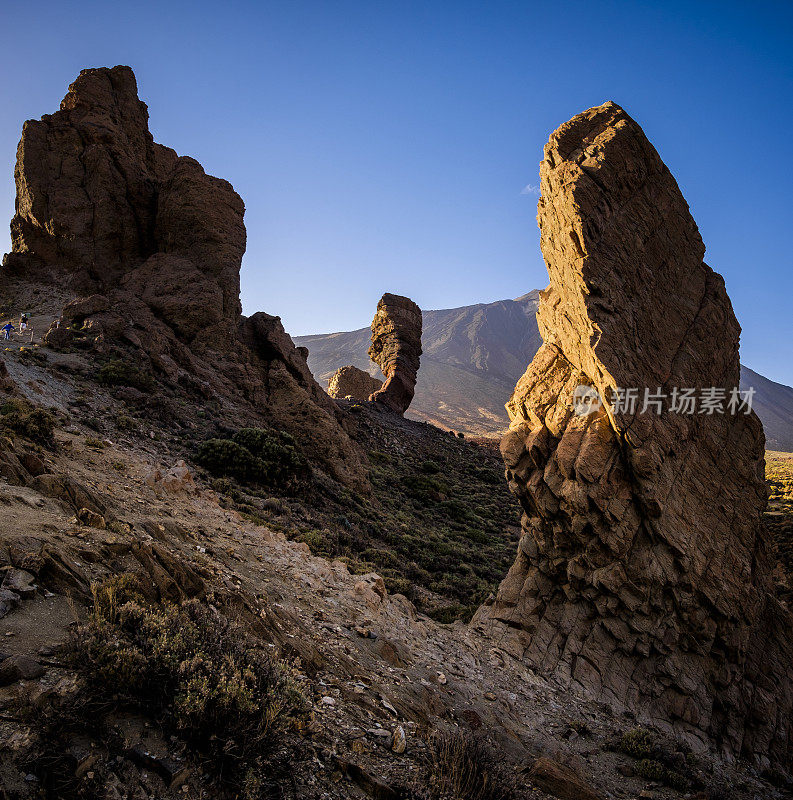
327, 365, 382, 401
144, 459, 195, 493
390, 725, 406, 754
0, 588, 21, 619
474, 102, 793, 768
0, 655, 45, 686
1, 568, 37, 599
76, 507, 106, 529
368, 293, 422, 414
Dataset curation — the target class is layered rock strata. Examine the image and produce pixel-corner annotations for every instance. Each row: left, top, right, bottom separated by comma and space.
327, 365, 383, 401
474, 102, 793, 768
367, 293, 422, 414
2, 66, 365, 489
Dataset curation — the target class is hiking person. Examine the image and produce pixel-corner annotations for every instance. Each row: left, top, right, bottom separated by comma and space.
2, 322, 15, 340
19, 313, 27, 331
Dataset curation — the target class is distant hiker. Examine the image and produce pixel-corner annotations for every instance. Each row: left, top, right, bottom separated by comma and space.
2, 322, 14, 340
19, 313, 27, 331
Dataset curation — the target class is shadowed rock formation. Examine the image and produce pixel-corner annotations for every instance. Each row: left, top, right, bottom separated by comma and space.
368, 293, 422, 414
327, 365, 382, 401
2, 66, 366, 489
473, 102, 793, 768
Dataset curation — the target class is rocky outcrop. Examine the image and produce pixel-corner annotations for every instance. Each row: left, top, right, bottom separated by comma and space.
327, 365, 383, 401
2, 66, 366, 489
368, 294, 422, 414
474, 102, 793, 768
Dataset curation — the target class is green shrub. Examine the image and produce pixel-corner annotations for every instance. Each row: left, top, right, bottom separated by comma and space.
96, 358, 153, 390
196, 427, 310, 491
233, 427, 310, 485
635, 759, 688, 791
62, 578, 307, 798
403, 473, 449, 504
198, 438, 262, 481
438, 499, 472, 523
619, 728, 654, 759
368, 449, 391, 464
0, 398, 55, 443
411, 730, 515, 800
16, 346, 48, 364
115, 413, 136, 431
618, 728, 690, 792
420, 460, 441, 474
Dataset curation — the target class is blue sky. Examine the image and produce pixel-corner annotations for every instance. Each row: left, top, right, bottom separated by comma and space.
1, 0, 792, 385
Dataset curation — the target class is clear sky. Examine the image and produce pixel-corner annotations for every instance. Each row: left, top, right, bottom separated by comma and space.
1, 0, 791, 385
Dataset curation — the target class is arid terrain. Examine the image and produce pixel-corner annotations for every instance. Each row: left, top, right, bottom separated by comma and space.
1, 67, 792, 800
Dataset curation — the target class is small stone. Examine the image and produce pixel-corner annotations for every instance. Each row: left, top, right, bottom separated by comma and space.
320, 696, 336, 707
76, 507, 106, 529
1, 569, 37, 599
0, 588, 21, 619
0, 655, 45, 686
484, 691, 497, 701
437, 672, 447, 685
390, 726, 406, 754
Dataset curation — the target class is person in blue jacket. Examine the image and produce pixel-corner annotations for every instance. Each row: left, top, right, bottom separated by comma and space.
2, 322, 15, 340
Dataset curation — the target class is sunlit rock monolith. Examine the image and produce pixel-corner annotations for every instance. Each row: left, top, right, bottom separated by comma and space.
368, 293, 422, 414
473, 102, 793, 769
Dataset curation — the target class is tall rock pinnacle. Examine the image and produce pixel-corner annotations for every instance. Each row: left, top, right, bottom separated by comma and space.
367, 293, 422, 414
473, 102, 793, 768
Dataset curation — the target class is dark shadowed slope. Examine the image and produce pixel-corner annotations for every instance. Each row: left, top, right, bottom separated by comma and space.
296, 292, 793, 449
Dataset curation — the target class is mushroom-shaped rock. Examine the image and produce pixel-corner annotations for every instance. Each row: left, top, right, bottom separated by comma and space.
367, 293, 422, 414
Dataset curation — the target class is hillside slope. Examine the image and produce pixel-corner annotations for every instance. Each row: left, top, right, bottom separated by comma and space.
296, 292, 793, 450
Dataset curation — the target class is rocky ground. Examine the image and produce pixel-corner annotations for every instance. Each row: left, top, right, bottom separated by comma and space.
0, 329, 789, 800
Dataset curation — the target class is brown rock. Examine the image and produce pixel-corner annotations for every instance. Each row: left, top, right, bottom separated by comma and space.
327, 365, 382, 401
527, 757, 605, 800
30, 473, 108, 516
368, 293, 422, 414
76, 507, 106, 529
3, 65, 368, 490
1, 569, 37, 599
474, 102, 793, 768
0, 654, 45, 686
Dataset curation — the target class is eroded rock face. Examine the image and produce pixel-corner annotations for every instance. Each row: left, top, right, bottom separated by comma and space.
327, 365, 383, 401
473, 102, 793, 768
368, 293, 422, 414
2, 66, 366, 489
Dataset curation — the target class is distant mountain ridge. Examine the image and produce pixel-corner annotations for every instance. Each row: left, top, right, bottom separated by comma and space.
295, 292, 793, 451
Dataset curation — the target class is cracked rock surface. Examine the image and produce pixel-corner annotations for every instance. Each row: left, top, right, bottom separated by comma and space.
472, 101, 793, 769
